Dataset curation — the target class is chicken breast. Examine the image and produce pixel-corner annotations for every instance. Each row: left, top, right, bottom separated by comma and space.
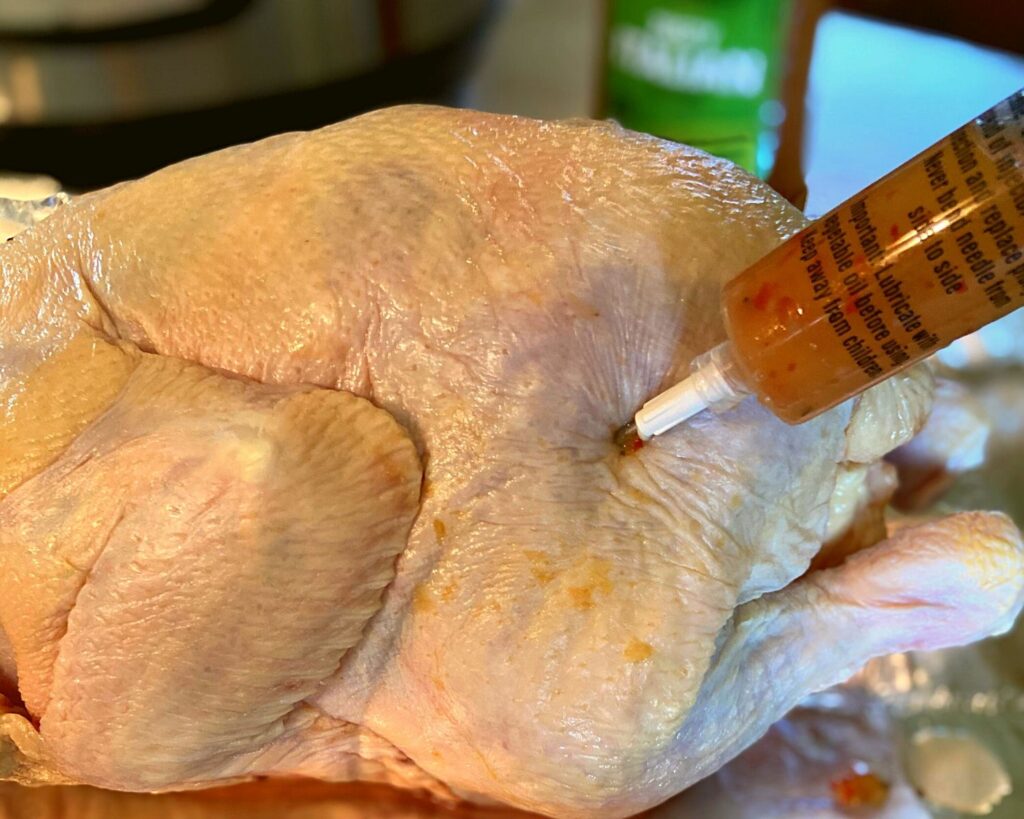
1, 106, 1022, 818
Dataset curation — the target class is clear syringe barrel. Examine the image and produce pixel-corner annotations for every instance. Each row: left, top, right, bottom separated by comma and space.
719, 88, 1024, 425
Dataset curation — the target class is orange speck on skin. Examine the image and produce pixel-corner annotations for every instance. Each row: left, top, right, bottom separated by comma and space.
524, 550, 556, 584
624, 638, 654, 663
532, 568, 555, 585
626, 486, 649, 505
589, 559, 613, 595
433, 518, 447, 540
566, 558, 613, 608
382, 464, 406, 486
830, 771, 890, 809
441, 582, 458, 602
412, 586, 435, 613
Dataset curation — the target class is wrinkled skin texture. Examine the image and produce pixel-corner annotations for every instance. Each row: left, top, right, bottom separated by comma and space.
1, 107, 1023, 818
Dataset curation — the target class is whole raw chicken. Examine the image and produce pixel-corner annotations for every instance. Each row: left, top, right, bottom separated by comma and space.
1, 107, 1022, 819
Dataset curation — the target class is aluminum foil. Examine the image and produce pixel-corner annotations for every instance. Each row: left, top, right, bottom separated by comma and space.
0, 190, 69, 241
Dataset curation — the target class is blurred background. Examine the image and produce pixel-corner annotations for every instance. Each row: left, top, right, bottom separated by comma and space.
1, 2, 1023, 818
0, 0, 1020, 205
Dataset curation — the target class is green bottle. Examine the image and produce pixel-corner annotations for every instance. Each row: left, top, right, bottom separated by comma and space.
602, 0, 793, 178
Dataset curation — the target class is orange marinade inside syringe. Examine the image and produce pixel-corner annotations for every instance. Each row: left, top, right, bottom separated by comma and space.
722, 91, 1024, 423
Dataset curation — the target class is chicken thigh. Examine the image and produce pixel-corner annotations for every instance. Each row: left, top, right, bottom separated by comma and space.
1, 106, 1022, 818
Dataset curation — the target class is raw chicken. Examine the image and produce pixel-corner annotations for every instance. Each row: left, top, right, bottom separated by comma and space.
1, 106, 1022, 818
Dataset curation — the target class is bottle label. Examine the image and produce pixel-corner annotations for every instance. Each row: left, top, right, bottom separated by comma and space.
603, 0, 790, 176
723, 90, 1024, 422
